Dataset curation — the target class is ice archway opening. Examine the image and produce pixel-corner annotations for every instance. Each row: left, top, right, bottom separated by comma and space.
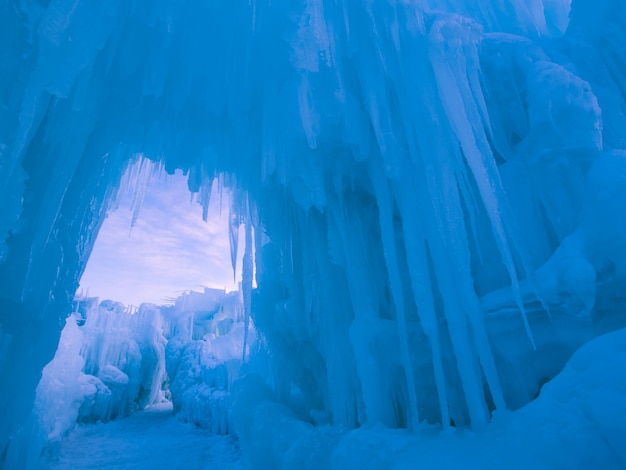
78, 158, 246, 307
1, 0, 626, 467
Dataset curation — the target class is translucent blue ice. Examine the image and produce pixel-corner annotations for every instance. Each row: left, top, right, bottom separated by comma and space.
1, 0, 626, 467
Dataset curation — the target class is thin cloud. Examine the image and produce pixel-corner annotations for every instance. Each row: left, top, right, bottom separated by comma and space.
79, 170, 244, 306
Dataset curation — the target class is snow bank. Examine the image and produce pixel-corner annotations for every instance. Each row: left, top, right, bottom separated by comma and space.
232, 328, 626, 469
512, 327, 626, 467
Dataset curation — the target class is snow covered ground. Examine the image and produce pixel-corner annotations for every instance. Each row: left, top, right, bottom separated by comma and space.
43, 403, 242, 470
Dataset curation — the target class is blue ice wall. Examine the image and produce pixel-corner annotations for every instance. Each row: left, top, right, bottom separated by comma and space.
1, 0, 626, 466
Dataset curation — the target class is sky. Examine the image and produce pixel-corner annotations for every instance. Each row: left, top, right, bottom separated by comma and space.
78, 162, 243, 306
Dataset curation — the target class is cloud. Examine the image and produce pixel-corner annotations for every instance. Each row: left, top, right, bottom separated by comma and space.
79, 170, 244, 306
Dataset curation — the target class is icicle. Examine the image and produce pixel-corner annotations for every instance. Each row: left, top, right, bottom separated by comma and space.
327, 206, 392, 426
200, 177, 213, 222
429, 20, 536, 349
368, 159, 420, 431
242, 196, 254, 363
418, 143, 492, 427
395, 178, 450, 428
228, 198, 241, 284
127, 156, 156, 230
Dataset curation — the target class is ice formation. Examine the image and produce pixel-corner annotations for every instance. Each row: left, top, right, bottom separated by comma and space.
33, 299, 166, 457
163, 288, 254, 434
1, 0, 626, 467
32, 287, 247, 453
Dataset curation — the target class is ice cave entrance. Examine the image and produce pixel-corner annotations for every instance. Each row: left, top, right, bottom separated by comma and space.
35, 158, 254, 444
4, 1, 626, 467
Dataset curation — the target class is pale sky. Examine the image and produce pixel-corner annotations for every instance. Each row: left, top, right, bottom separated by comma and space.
79, 164, 244, 306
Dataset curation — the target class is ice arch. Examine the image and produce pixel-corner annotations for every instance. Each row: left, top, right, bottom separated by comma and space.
1, 0, 626, 466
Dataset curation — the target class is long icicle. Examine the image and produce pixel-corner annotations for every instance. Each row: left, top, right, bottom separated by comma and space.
241, 194, 254, 363
369, 160, 420, 431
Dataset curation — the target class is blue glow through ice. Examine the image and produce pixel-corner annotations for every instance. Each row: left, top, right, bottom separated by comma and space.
1, 0, 626, 468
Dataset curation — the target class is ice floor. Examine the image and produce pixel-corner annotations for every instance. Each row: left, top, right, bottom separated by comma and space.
43, 402, 242, 470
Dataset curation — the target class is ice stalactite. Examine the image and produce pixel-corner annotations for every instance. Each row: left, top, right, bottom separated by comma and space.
368, 158, 421, 430
241, 195, 254, 363
126, 158, 160, 230
229, 196, 242, 285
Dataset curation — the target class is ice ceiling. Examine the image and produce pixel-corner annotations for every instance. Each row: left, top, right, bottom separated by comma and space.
1, 0, 626, 466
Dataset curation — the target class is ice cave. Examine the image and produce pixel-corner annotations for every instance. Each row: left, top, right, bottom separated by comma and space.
1, 0, 626, 468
